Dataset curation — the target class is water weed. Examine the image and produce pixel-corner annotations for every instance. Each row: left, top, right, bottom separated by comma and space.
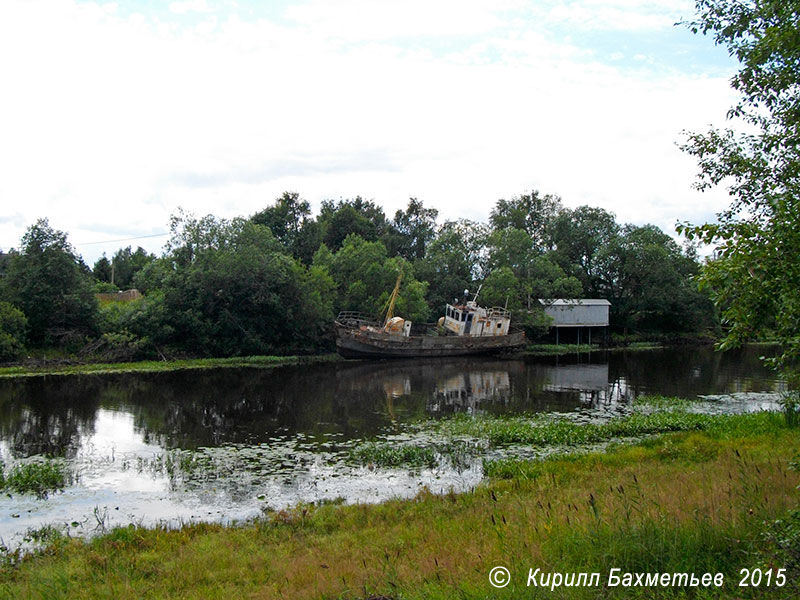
1, 457, 70, 498
351, 443, 437, 469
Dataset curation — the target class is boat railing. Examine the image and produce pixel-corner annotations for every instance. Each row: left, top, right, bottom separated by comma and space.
336, 311, 381, 328
486, 307, 511, 318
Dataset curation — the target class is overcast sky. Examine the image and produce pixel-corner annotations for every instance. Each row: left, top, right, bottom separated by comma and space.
0, 0, 738, 265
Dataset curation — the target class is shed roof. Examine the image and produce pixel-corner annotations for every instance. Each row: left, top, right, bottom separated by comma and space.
539, 299, 611, 306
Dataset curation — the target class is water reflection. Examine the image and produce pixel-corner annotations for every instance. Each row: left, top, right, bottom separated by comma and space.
0, 344, 789, 548
0, 345, 787, 461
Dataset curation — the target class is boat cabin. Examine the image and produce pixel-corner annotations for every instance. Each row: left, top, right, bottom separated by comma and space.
443, 301, 511, 337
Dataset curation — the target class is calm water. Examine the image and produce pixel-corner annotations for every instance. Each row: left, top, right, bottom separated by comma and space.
0, 345, 787, 547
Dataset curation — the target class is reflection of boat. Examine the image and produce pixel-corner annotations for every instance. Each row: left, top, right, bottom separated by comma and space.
334, 271, 524, 359
432, 371, 511, 412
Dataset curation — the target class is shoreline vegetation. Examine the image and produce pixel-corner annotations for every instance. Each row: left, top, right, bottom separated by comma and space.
0, 336, 731, 378
0, 353, 341, 378
1, 404, 798, 599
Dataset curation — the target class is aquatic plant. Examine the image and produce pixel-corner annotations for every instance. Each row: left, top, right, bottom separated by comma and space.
2, 458, 70, 498
351, 442, 437, 469
438, 409, 785, 449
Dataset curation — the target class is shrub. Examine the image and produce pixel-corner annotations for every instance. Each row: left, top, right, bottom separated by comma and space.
0, 301, 27, 362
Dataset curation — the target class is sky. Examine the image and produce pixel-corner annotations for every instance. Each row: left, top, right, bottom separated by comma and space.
0, 0, 739, 265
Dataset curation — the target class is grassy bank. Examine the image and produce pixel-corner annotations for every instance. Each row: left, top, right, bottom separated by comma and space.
525, 341, 670, 356
2, 413, 798, 599
0, 353, 340, 379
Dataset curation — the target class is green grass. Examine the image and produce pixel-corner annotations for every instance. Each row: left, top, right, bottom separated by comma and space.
0, 423, 796, 599
0, 353, 340, 378
525, 343, 597, 356
524, 342, 669, 356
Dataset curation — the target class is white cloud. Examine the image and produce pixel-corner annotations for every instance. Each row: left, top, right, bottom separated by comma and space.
544, 0, 695, 32
0, 0, 736, 263
169, 0, 211, 15
284, 0, 519, 41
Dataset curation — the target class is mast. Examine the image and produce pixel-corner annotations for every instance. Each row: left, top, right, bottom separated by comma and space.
384, 269, 404, 326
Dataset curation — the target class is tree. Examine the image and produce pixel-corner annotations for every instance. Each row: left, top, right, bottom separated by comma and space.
1, 219, 98, 346
489, 190, 562, 252
318, 234, 429, 322
386, 198, 439, 260
251, 191, 314, 260
606, 225, 716, 333
318, 197, 388, 251
679, 0, 800, 380
550, 206, 620, 296
92, 254, 113, 284
155, 216, 332, 356
415, 219, 489, 312
103, 246, 154, 289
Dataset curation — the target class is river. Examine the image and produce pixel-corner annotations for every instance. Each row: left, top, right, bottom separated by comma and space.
0, 345, 788, 548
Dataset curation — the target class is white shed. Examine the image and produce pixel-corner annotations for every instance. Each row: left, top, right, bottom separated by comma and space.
539, 299, 611, 345
539, 299, 610, 327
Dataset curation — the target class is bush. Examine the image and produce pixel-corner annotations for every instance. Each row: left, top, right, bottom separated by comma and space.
0, 301, 27, 362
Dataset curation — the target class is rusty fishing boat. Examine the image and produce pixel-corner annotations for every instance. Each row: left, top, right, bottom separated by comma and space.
334, 273, 525, 359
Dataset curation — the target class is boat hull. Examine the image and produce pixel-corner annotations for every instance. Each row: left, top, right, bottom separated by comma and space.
334, 323, 525, 359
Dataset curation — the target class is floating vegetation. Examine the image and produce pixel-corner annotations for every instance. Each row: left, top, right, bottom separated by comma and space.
351, 443, 436, 469
1, 457, 71, 498
632, 394, 694, 410
436, 409, 785, 449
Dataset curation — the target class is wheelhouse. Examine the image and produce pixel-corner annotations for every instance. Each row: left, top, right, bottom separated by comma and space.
443, 301, 511, 337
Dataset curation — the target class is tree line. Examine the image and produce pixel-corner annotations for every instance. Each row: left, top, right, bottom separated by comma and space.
0, 191, 717, 362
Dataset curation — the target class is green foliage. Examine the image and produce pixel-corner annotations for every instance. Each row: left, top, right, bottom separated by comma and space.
680, 0, 800, 382
1, 219, 98, 346
415, 219, 488, 312
93, 281, 119, 293
108, 246, 154, 289
161, 222, 333, 355
551, 205, 619, 295
250, 191, 315, 261
480, 267, 521, 310
1, 182, 724, 359
0, 301, 27, 362
779, 391, 800, 428
323, 235, 429, 322
2, 458, 70, 498
318, 196, 388, 251
439, 409, 785, 448
607, 224, 716, 333
489, 190, 562, 251
92, 254, 112, 282
352, 443, 437, 469
484, 229, 582, 337
386, 197, 439, 260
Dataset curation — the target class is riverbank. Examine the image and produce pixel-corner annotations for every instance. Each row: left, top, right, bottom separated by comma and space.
0, 338, 716, 377
0, 353, 341, 378
525, 333, 722, 357
2, 411, 797, 599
